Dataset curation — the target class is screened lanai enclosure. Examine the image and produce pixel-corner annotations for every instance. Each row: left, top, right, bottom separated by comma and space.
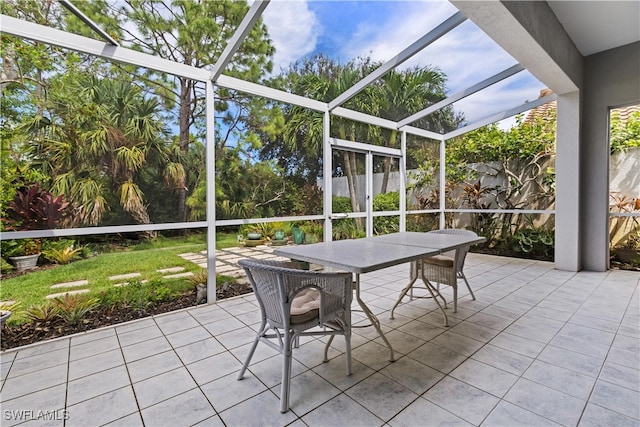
1, 1, 639, 303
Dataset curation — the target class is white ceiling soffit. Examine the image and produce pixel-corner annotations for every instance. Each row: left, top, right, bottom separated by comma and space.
548, 1, 640, 56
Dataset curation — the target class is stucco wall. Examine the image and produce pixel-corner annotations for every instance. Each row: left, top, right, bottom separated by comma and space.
582, 41, 640, 271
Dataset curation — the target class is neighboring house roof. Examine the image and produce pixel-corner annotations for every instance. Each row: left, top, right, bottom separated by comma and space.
526, 89, 640, 123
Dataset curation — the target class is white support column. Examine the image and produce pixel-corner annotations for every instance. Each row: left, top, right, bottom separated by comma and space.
366, 152, 374, 236
400, 131, 407, 232
206, 81, 217, 302
555, 91, 581, 271
439, 136, 446, 229
323, 111, 333, 242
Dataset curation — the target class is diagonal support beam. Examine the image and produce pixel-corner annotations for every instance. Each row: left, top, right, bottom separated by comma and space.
398, 63, 525, 127
59, 0, 119, 45
210, 0, 270, 81
328, 11, 467, 111
444, 93, 557, 139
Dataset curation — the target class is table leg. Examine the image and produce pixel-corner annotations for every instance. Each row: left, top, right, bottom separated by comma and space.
353, 273, 395, 362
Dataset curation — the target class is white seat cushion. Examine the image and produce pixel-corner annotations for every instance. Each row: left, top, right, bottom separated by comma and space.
290, 288, 320, 324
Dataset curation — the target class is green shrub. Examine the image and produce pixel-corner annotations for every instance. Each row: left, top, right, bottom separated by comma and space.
373, 192, 400, 234
332, 196, 352, 213
512, 227, 554, 259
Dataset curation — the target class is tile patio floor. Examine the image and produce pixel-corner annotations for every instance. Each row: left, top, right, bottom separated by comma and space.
1, 253, 639, 427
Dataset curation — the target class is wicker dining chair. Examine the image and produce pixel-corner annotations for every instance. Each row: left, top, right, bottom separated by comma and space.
237, 259, 353, 413
419, 228, 477, 312
392, 228, 477, 315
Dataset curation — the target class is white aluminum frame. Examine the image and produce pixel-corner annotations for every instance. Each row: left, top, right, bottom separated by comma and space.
0, 3, 562, 302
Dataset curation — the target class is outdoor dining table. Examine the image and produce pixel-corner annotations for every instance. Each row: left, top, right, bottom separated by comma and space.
273, 231, 486, 362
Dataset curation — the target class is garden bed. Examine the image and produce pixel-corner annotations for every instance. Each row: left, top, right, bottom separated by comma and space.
1, 282, 252, 351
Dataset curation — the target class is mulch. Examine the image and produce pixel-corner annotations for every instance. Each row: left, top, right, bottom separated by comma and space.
1, 282, 253, 351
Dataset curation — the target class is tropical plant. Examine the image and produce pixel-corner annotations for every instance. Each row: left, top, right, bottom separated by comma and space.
1, 238, 42, 257
2, 182, 69, 231
41, 245, 83, 265
23, 303, 59, 325
51, 293, 99, 325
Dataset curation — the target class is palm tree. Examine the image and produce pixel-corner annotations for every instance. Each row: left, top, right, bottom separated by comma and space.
25, 76, 184, 231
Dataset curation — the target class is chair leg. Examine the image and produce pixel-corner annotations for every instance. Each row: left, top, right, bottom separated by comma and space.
237, 320, 266, 380
460, 272, 476, 301
345, 329, 352, 376
280, 332, 294, 413
452, 284, 458, 313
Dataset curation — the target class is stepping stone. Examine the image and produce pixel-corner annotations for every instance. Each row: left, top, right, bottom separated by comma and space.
0, 300, 16, 307
180, 254, 202, 260
113, 280, 148, 287
157, 267, 185, 273
163, 272, 194, 279
46, 289, 89, 299
50, 279, 89, 289
197, 263, 208, 269
108, 273, 142, 281
216, 265, 237, 274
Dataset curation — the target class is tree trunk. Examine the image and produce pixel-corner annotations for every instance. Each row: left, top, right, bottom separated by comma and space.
177, 79, 191, 225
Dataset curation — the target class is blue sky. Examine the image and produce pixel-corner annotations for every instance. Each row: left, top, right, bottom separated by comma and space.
261, 0, 546, 128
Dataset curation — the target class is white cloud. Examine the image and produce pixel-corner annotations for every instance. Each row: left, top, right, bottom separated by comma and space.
262, 0, 321, 72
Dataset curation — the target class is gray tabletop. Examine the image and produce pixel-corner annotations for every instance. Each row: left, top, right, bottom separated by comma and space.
273, 238, 439, 274
369, 232, 486, 251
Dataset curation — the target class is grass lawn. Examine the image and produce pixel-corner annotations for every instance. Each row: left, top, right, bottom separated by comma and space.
1, 232, 240, 324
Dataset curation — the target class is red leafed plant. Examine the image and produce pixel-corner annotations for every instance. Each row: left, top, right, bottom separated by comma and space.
3, 183, 70, 230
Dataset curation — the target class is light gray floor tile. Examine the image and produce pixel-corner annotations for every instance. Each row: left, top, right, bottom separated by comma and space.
103, 412, 144, 427
482, 401, 562, 426
579, 402, 640, 427
312, 354, 375, 391
537, 345, 604, 377
589, 380, 640, 420
302, 393, 384, 427
140, 388, 216, 426
430, 330, 485, 357
0, 384, 66, 427
126, 350, 183, 383
66, 386, 138, 427
549, 323, 615, 359
599, 360, 640, 391
174, 336, 226, 364
389, 396, 472, 427
522, 360, 597, 400
283, 370, 342, 416
345, 372, 418, 422
467, 311, 514, 330
379, 355, 444, 394
187, 351, 243, 385
395, 319, 447, 342
165, 325, 212, 348
8, 348, 68, 377
503, 314, 565, 343
116, 324, 163, 347
218, 390, 298, 426
121, 336, 171, 363
408, 341, 467, 374
449, 320, 501, 342
201, 371, 268, 412
155, 315, 200, 335
424, 376, 500, 425
69, 335, 119, 361
133, 366, 197, 408
488, 331, 546, 358
68, 349, 125, 381
450, 358, 519, 398
351, 340, 394, 371
10, 339, 68, 359
471, 344, 533, 376
504, 378, 586, 426
1, 364, 68, 400
67, 365, 131, 406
